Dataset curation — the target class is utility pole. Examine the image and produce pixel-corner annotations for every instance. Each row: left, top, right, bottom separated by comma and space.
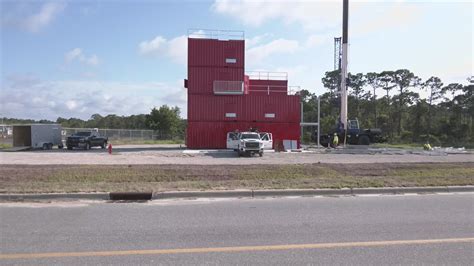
317, 96, 320, 148
340, 0, 349, 132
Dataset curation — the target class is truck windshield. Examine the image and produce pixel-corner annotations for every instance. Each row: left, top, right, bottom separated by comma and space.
74, 132, 91, 136
241, 134, 259, 139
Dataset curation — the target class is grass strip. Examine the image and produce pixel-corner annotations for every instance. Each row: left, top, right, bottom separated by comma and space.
0, 163, 472, 193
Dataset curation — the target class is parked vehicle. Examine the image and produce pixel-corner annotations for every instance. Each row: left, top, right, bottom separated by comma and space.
12, 124, 63, 150
319, 119, 386, 147
227, 132, 273, 150
227, 131, 264, 157
66, 131, 108, 150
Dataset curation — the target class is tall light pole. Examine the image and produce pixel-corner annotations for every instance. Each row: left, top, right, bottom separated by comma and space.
340, 0, 349, 132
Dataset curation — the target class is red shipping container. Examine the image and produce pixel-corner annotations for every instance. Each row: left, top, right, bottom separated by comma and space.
188, 94, 300, 123
187, 121, 300, 149
188, 94, 244, 122
186, 34, 301, 149
242, 94, 301, 122
188, 38, 245, 68
187, 67, 244, 95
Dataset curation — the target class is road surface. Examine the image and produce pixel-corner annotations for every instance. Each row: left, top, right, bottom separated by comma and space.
1, 194, 473, 265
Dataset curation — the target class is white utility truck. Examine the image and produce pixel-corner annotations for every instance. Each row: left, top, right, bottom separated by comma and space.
227, 131, 272, 157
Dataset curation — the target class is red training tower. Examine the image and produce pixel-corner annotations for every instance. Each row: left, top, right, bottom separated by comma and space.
185, 29, 301, 149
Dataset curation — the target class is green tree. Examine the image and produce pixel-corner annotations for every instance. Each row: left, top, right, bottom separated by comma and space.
391, 69, 421, 136
321, 70, 341, 97
321, 70, 341, 120
422, 77, 444, 139
348, 73, 366, 120
378, 71, 396, 137
365, 72, 383, 127
146, 105, 181, 139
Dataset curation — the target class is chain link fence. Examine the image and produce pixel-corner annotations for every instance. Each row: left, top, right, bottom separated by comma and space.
0, 125, 183, 147
62, 128, 156, 141
0, 125, 13, 147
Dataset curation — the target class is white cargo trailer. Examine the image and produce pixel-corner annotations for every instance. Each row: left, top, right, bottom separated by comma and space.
13, 124, 63, 150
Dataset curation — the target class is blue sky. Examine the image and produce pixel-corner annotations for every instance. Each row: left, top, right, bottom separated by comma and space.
1, 0, 472, 120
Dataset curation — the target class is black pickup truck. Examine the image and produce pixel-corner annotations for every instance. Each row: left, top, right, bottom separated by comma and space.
66, 131, 108, 150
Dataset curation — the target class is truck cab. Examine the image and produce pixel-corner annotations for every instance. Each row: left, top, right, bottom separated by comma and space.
66, 131, 108, 150
237, 132, 264, 157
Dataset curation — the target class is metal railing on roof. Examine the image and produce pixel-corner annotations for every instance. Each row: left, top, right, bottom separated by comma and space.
247, 85, 301, 95
246, 71, 288, 81
188, 29, 245, 40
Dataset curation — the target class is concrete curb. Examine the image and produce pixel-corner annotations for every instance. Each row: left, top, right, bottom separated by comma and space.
154, 190, 253, 199
0, 193, 109, 201
1, 186, 473, 201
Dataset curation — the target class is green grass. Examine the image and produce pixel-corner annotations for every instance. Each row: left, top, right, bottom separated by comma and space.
0, 163, 472, 193
0, 143, 12, 149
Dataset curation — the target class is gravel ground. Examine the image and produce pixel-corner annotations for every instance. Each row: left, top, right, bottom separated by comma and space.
1, 145, 473, 165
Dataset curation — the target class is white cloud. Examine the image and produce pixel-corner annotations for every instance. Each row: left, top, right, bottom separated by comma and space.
1, 2, 66, 33
246, 39, 299, 66
245, 33, 273, 48
166, 36, 188, 65
212, 0, 422, 34
139, 35, 187, 65
64, 48, 100, 66
212, 0, 341, 30
0, 74, 187, 120
84, 55, 99, 66
304, 34, 331, 48
352, 3, 420, 37
65, 100, 78, 111
138, 36, 167, 55
65, 48, 82, 62
25, 2, 65, 32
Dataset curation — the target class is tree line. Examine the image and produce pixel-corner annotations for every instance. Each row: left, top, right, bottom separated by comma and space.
301, 69, 473, 147
2, 105, 185, 140
4, 69, 472, 146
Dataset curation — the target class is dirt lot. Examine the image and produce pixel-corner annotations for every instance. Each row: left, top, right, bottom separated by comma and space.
1, 145, 473, 165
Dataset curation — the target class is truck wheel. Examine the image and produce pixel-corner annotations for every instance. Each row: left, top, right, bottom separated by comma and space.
101, 143, 105, 149
58, 144, 64, 149
67, 146, 73, 150
259, 152, 263, 157
85, 143, 90, 150
358, 135, 370, 145
42, 143, 48, 150
48, 143, 53, 150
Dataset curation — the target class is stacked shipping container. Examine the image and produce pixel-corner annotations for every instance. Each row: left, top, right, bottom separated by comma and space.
186, 31, 300, 149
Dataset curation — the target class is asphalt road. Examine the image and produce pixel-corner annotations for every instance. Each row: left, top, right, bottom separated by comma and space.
1, 194, 473, 265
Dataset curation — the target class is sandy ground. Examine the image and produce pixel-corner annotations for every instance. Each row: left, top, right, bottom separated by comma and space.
1, 145, 473, 165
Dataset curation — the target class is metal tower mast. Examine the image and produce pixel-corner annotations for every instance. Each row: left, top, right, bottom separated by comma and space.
340, 0, 349, 131
334, 37, 342, 71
